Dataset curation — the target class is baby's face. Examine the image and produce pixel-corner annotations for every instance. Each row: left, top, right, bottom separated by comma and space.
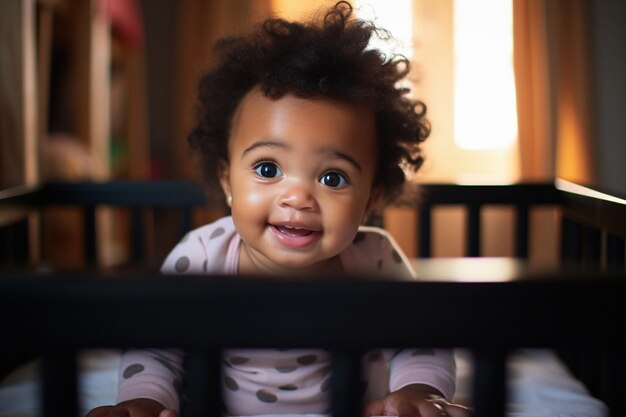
220, 87, 378, 273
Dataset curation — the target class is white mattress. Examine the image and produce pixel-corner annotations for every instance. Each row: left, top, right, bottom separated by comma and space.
0, 349, 608, 417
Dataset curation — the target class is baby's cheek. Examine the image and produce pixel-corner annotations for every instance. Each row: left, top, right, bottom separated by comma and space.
329, 216, 362, 246
232, 185, 274, 220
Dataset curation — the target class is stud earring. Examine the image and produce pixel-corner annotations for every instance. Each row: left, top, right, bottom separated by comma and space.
226, 195, 232, 207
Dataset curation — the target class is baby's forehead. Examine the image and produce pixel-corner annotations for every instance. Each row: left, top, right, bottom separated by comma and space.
228, 88, 378, 162
233, 87, 374, 130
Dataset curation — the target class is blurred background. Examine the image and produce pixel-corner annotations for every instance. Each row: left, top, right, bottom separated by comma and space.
1, 0, 625, 266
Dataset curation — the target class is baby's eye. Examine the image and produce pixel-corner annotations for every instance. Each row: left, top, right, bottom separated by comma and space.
254, 161, 282, 178
319, 171, 348, 188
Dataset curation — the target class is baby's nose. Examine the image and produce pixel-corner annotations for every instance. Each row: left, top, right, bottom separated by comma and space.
278, 182, 318, 211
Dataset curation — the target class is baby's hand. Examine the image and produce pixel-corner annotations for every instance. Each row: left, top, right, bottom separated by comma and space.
85, 398, 178, 417
363, 384, 472, 417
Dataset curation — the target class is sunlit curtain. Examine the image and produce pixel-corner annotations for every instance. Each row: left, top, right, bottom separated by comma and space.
513, 0, 596, 184
173, 0, 272, 178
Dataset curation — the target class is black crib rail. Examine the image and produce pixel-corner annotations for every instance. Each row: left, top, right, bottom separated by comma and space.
556, 179, 626, 270
415, 180, 626, 265
1, 274, 625, 417
414, 183, 560, 258
0, 180, 213, 267
1, 179, 626, 416
2, 179, 625, 270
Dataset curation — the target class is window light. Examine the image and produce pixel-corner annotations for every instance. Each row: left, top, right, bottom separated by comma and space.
356, 0, 413, 61
453, 0, 518, 150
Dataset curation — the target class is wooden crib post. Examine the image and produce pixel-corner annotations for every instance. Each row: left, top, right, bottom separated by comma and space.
41, 350, 78, 417
601, 348, 625, 417
130, 206, 144, 262
561, 217, 582, 266
466, 204, 481, 257
472, 349, 507, 417
418, 205, 432, 258
181, 349, 222, 417
331, 349, 363, 417
582, 226, 602, 269
606, 234, 625, 271
84, 204, 97, 267
514, 204, 529, 259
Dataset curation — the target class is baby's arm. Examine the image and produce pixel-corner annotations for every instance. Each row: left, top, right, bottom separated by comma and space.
86, 226, 212, 417
85, 349, 184, 417
117, 349, 184, 406
363, 349, 472, 417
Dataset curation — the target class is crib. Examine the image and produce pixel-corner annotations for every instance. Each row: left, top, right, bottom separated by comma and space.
0, 179, 624, 417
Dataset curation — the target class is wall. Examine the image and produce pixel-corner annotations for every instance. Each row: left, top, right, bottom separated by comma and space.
592, 0, 626, 195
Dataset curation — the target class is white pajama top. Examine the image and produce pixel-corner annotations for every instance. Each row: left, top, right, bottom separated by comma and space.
117, 216, 456, 415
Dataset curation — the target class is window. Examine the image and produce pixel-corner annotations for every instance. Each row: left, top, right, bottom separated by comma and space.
453, 0, 517, 150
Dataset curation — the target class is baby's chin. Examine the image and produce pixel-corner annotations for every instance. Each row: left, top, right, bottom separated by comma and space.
269, 254, 345, 276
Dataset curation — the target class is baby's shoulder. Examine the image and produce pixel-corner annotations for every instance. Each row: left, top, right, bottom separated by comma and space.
161, 216, 237, 274
345, 226, 416, 280
354, 225, 393, 243
183, 216, 237, 243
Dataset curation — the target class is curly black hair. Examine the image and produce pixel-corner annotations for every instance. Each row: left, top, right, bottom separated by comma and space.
188, 1, 430, 205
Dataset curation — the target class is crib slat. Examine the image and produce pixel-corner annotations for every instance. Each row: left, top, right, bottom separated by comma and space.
84, 205, 97, 266
561, 217, 582, 265
0, 218, 29, 266
576, 346, 602, 398
472, 349, 506, 417
467, 204, 481, 257
418, 205, 432, 258
182, 350, 222, 417
514, 204, 529, 259
583, 226, 601, 269
332, 350, 363, 417
601, 348, 625, 417
41, 351, 78, 417
131, 206, 143, 262
606, 234, 625, 271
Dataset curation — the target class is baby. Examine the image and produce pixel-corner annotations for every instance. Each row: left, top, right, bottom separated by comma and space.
87, 2, 471, 416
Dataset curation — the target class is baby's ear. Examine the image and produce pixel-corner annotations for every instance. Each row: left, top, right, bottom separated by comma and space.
363, 187, 383, 222
218, 160, 231, 197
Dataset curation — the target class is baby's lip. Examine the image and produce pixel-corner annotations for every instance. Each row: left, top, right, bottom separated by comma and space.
273, 225, 314, 237
268, 222, 322, 249
270, 222, 320, 233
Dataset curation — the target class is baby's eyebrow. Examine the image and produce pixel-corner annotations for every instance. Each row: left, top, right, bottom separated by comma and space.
322, 150, 362, 172
242, 140, 288, 156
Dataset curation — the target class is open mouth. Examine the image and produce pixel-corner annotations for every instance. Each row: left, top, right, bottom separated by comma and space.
274, 225, 314, 237
269, 224, 320, 248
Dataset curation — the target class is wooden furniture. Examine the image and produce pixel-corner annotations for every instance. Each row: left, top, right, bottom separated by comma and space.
0, 179, 625, 417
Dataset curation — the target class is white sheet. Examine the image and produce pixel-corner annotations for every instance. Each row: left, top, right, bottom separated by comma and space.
0, 349, 608, 417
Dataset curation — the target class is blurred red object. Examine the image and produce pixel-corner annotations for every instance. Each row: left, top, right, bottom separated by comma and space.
100, 0, 144, 48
